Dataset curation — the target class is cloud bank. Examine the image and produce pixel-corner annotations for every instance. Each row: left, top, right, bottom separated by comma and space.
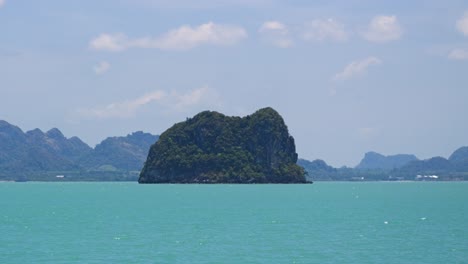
258, 21, 293, 48
333, 57, 382, 81
90, 22, 247, 52
362, 15, 402, 43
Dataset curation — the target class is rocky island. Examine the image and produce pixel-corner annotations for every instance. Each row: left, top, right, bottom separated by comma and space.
138, 107, 307, 183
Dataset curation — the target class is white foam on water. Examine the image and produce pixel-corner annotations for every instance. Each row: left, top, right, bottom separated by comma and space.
384, 221, 388, 224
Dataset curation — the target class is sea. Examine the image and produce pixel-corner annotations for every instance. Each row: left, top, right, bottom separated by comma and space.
1, 182, 467, 263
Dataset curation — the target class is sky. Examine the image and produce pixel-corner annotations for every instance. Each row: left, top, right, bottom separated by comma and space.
1, 0, 468, 167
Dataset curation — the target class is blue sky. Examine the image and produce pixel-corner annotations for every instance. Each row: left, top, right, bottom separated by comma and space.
1, 0, 468, 167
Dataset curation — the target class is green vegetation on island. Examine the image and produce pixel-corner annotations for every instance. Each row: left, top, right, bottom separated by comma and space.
139, 107, 307, 183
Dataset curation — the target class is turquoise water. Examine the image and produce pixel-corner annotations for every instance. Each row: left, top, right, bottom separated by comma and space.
1, 182, 467, 263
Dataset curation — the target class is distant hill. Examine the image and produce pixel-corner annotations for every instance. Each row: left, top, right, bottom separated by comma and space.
0, 120, 158, 181
399, 157, 453, 172
392, 147, 468, 179
301, 146, 468, 181
449, 146, 468, 171
81, 132, 159, 171
297, 159, 336, 181
356, 151, 418, 170
0, 121, 90, 172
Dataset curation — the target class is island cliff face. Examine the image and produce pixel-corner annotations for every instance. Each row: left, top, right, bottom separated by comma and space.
138, 107, 307, 183
356, 152, 418, 170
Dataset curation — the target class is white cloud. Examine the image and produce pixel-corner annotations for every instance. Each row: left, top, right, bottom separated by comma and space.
258, 21, 293, 48
362, 15, 402, 43
150, 22, 247, 50
0, 0, 5, 8
456, 11, 468, 36
170, 86, 220, 111
77, 90, 166, 119
303, 18, 348, 42
76, 87, 220, 119
259, 21, 286, 31
89, 22, 247, 52
93, 61, 110, 75
333, 57, 382, 81
448, 48, 468, 60
89, 33, 128, 52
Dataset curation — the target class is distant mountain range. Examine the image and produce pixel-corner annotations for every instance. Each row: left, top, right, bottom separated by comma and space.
300, 148, 468, 181
1, 119, 467, 181
0, 120, 158, 181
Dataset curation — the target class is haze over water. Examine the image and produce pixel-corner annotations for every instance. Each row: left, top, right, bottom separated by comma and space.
1, 182, 467, 263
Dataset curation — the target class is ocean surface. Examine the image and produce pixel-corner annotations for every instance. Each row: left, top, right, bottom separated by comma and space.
1, 182, 467, 263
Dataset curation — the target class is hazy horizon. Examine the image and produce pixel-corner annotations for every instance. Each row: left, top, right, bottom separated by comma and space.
1, 0, 467, 167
